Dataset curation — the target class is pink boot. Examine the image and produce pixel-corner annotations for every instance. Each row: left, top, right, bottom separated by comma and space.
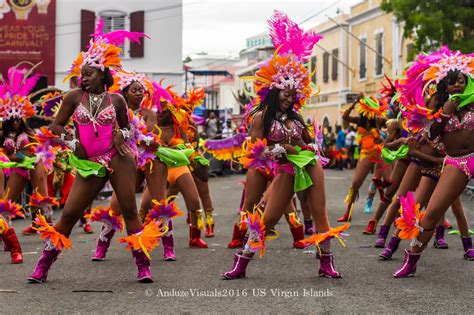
132, 249, 154, 283
222, 252, 251, 280
461, 237, 474, 260
319, 253, 342, 278
433, 226, 448, 249
91, 225, 116, 261
162, 221, 176, 261
393, 249, 421, 278
27, 241, 61, 283
379, 236, 401, 260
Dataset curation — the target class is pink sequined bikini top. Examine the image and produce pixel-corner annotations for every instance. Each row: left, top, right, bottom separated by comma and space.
3, 133, 29, 152
73, 93, 116, 126
268, 119, 304, 143
444, 110, 474, 132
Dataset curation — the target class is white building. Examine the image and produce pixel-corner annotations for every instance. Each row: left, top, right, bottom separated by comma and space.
55, 0, 183, 92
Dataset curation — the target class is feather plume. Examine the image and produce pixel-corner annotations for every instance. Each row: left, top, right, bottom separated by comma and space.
33, 214, 71, 250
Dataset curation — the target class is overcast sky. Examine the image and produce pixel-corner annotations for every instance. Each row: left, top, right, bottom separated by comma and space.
183, 0, 361, 57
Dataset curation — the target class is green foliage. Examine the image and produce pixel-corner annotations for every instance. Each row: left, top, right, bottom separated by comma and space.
381, 0, 473, 57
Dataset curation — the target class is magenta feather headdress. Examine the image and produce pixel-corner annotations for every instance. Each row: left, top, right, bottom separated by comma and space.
64, 18, 148, 82
397, 46, 474, 109
243, 11, 322, 110
0, 62, 40, 120
269, 10, 322, 62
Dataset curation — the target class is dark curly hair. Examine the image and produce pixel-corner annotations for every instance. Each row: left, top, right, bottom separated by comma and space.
261, 88, 307, 138
433, 69, 467, 111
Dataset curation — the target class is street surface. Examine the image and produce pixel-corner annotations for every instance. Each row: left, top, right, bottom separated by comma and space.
1, 169, 473, 313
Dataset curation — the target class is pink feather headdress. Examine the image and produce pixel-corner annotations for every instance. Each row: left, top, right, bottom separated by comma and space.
397, 46, 474, 109
242, 11, 322, 110
64, 19, 148, 82
109, 69, 156, 109
0, 62, 40, 120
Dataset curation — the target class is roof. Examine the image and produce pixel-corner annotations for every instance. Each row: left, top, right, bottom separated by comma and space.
188, 70, 232, 77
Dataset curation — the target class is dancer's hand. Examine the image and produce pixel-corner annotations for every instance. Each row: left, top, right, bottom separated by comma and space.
144, 141, 160, 153
407, 138, 419, 152
443, 99, 458, 115
74, 144, 88, 159
111, 132, 131, 156
283, 144, 297, 155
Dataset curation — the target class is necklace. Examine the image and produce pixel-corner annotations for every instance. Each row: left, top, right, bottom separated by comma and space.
276, 111, 288, 123
89, 92, 107, 137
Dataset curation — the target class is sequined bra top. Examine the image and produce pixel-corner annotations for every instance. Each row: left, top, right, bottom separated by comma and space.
73, 103, 116, 126
3, 133, 29, 152
268, 119, 304, 143
444, 110, 474, 132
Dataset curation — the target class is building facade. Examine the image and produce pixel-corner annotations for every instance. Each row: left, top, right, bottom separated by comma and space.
302, 14, 351, 126
55, 0, 183, 91
301, 0, 412, 127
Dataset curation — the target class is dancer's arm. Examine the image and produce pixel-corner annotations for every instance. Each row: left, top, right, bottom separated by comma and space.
250, 112, 264, 141
342, 92, 363, 125
111, 94, 132, 156
428, 98, 457, 140
408, 148, 444, 165
51, 89, 80, 138
384, 121, 406, 149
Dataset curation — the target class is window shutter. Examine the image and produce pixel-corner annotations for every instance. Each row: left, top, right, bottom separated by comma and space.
323, 52, 329, 83
359, 39, 367, 79
130, 10, 145, 58
375, 33, 383, 76
81, 10, 95, 51
332, 49, 338, 81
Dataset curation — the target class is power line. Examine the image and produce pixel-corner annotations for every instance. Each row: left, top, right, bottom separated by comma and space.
299, 1, 340, 25
326, 15, 392, 66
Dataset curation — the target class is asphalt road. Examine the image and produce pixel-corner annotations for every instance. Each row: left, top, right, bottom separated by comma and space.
1, 169, 473, 313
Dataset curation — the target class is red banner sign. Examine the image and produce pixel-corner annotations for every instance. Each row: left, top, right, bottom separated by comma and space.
0, 0, 56, 85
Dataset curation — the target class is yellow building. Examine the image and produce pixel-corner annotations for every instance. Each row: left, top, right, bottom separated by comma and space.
303, 0, 413, 127
348, 0, 411, 97
303, 14, 350, 127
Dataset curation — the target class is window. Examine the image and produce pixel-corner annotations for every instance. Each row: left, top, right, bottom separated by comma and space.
323, 52, 329, 83
310, 55, 317, 84
359, 37, 367, 79
331, 49, 338, 81
100, 10, 127, 55
375, 32, 383, 76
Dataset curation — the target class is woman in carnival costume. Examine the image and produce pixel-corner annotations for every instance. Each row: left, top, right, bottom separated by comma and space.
222, 11, 349, 280
392, 47, 474, 277
178, 87, 217, 238
88, 69, 177, 261
337, 92, 389, 223
215, 94, 313, 250
371, 71, 447, 249
0, 63, 55, 264
378, 92, 471, 260
363, 76, 410, 235
27, 20, 166, 283
139, 84, 209, 249
39, 91, 94, 234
